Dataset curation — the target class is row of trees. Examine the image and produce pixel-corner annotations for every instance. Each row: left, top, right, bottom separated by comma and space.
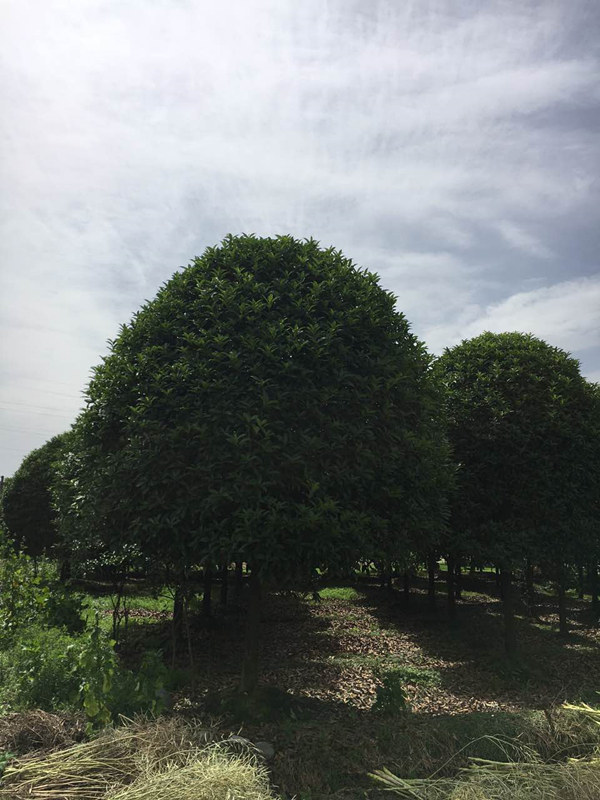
2, 235, 599, 691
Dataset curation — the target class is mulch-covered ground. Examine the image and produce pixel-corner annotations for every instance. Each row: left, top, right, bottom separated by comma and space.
119, 573, 600, 718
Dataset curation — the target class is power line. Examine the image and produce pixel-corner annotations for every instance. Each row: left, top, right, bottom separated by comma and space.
17, 389, 82, 399
2, 445, 35, 453
0, 399, 82, 415
0, 424, 65, 436
0, 406, 77, 420
6, 376, 82, 390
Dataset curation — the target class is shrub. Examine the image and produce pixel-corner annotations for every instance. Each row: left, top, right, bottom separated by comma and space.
0, 622, 167, 725
0, 547, 50, 643
42, 585, 86, 633
0, 544, 85, 641
0, 626, 83, 712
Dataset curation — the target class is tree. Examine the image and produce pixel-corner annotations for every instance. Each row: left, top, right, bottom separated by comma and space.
435, 332, 593, 652
579, 381, 600, 621
72, 234, 448, 691
2, 433, 69, 561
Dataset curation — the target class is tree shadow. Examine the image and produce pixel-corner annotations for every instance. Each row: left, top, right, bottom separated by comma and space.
360, 576, 600, 710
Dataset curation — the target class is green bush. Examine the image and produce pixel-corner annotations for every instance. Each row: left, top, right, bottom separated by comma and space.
0, 548, 49, 643
43, 584, 86, 633
76, 620, 168, 727
0, 626, 83, 711
0, 545, 85, 641
0, 622, 167, 725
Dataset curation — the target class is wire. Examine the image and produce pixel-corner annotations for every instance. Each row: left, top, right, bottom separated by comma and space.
0, 399, 81, 414
0, 406, 77, 420
0, 424, 66, 436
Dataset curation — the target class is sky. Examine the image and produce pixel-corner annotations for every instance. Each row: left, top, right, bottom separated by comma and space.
1, 0, 599, 477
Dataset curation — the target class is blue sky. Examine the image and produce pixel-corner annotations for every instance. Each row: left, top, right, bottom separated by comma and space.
1, 0, 599, 476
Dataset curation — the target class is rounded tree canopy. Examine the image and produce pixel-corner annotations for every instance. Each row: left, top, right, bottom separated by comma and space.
77, 235, 446, 575
435, 331, 594, 565
2, 433, 68, 557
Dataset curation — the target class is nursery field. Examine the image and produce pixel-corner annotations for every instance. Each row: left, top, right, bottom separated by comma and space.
62, 570, 600, 798
3, 238, 599, 797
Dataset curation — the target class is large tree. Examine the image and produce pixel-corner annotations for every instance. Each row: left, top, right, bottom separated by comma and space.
71, 234, 449, 690
2, 433, 69, 560
436, 332, 594, 652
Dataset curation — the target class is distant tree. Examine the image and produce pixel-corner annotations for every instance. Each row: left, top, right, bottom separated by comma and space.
578, 381, 600, 621
71, 234, 449, 692
436, 332, 593, 652
2, 433, 69, 561
0, 477, 11, 535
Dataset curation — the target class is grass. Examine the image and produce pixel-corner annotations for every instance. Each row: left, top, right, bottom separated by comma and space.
318, 586, 360, 601
83, 590, 173, 629
384, 665, 442, 688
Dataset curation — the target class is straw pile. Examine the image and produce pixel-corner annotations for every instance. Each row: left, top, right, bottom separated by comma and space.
371, 704, 600, 800
0, 717, 275, 800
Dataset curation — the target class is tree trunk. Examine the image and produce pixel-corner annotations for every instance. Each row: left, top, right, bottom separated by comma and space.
172, 587, 184, 666
446, 555, 456, 620
495, 566, 502, 596
240, 570, 262, 694
590, 563, 599, 621
59, 558, 71, 583
525, 560, 535, 604
557, 564, 568, 637
402, 571, 410, 608
454, 561, 462, 600
380, 561, 391, 591
183, 594, 195, 682
220, 562, 229, 607
577, 565, 585, 600
427, 553, 437, 611
500, 567, 516, 657
202, 565, 213, 617
234, 561, 244, 604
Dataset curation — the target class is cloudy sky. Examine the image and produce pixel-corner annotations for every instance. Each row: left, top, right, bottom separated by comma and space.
1, 0, 599, 476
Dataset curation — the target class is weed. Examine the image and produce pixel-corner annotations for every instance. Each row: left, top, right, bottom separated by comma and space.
373, 670, 409, 715
0, 751, 14, 779
387, 664, 442, 688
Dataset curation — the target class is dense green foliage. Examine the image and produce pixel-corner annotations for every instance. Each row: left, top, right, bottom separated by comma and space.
69, 234, 449, 581
0, 541, 83, 643
1, 434, 68, 558
435, 332, 594, 569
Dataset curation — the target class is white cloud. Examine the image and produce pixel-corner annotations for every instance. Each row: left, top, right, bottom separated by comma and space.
425, 275, 600, 359
496, 222, 553, 259
0, 0, 598, 474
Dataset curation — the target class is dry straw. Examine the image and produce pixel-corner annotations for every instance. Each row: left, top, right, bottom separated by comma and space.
0, 717, 274, 800
371, 705, 600, 800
